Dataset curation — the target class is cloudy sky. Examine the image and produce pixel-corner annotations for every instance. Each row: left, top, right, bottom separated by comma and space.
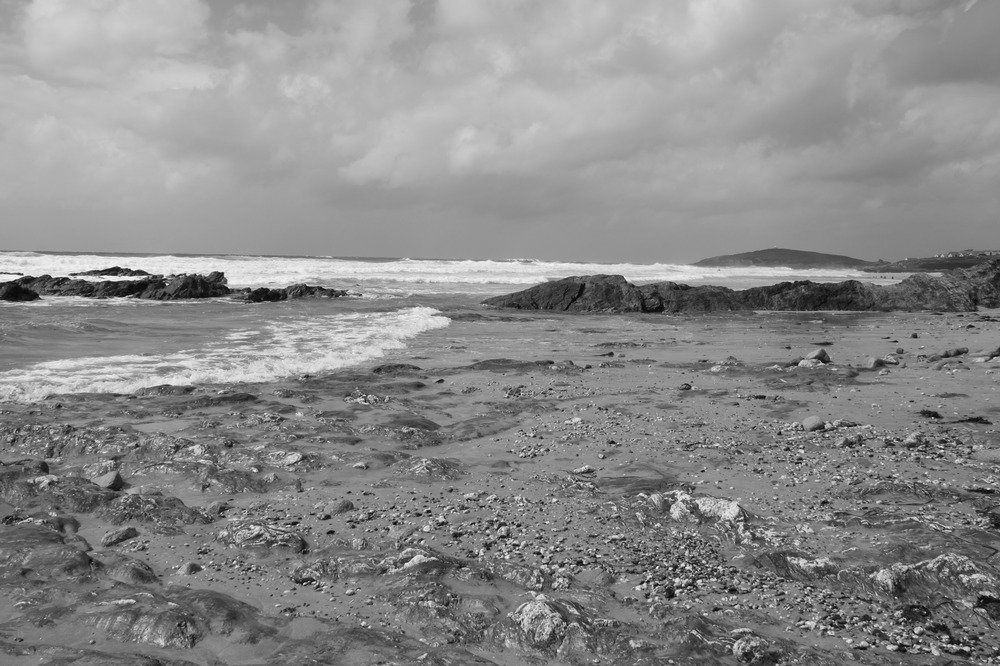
1, 0, 997, 262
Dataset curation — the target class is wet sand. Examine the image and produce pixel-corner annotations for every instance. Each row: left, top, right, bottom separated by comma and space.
2, 308, 1000, 665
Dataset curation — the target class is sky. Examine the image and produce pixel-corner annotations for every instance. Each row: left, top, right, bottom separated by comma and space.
0, 0, 997, 263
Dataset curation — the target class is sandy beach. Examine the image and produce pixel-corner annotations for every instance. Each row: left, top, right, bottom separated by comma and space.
2, 307, 1000, 665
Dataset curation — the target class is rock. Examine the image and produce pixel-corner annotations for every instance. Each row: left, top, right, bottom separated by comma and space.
972, 449, 1000, 463
99, 494, 210, 527
928, 347, 970, 362
93, 470, 124, 491
371, 363, 424, 375
69, 266, 151, 277
141, 272, 229, 300
0, 281, 40, 301
135, 384, 195, 396
344, 389, 390, 405
178, 562, 203, 575
326, 499, 354, 515
86, 607, 204, 649
14, 272, 230, 300
505, 596, 568, 650
797, 358, 825, 368
801, 416, 826, 432
483, 259, 1000, 313
0, 473, 119, 513
732, 633, 770, 663
805, 348, 830, 363
216, 519, 307, 552
865, 356, 886, 369
394, 457, 463, 481
101, 526, 140, 547
663, 491, 749, 525
239, 283, 348, 302
0, 524, 98, 580
103, 554, 158, 584
482, 274, 649, 312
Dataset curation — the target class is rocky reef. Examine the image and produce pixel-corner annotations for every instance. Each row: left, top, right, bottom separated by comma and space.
1, 270, 349, 302
482, 259, 1000, 313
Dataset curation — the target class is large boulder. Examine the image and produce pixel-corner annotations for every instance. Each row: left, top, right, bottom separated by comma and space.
0, 281, 40, 301
482, 275, 649, 312
139, 272, 229, 300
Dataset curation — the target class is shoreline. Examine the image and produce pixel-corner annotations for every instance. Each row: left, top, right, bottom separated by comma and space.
2, 309, 1000, 664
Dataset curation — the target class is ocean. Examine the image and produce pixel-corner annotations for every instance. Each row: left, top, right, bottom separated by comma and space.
0, 250, 900, 402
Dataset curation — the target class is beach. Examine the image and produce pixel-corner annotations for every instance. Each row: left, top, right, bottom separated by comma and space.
3, 285, 1000, 664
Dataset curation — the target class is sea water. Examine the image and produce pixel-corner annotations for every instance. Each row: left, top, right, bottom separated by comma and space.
0, 251, 899, 402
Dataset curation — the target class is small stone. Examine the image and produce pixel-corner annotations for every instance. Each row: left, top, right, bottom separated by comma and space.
280, 452, 304, 466
805, 348, 830, 363
101, 526, 140, 547
93, 470, 124, 491
178, 562, 202, 575
801, 416, 825, 432
327, 499, 355, 515
732, 634, 769, 663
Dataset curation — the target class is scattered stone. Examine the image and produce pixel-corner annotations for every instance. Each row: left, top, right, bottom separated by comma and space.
101, 526, 139, 547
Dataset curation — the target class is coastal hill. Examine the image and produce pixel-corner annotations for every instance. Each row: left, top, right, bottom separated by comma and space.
692, 248, 875, 269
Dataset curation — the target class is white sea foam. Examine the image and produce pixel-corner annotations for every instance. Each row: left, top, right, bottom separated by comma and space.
0, 306, 450, 403
0, 251, 896, 295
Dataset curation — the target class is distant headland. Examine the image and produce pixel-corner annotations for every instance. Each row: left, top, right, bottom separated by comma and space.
692, 247, 1000, 272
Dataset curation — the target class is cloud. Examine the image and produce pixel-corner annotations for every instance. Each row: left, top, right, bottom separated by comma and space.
21, 0, 211, 82
885, 0, 1000, 85
1, 0, 999, 259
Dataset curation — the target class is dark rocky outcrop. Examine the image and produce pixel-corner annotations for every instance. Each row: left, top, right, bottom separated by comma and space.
0, 281, 40, 301
98, 493, 211, 528
483, 260, 1000, 313
141, 272, 230, 300
237, 283, 349, 302
70, 266, 151, 277
14, 272, 231, 300
85, 607, 204, 649
8, 272, 351, 302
